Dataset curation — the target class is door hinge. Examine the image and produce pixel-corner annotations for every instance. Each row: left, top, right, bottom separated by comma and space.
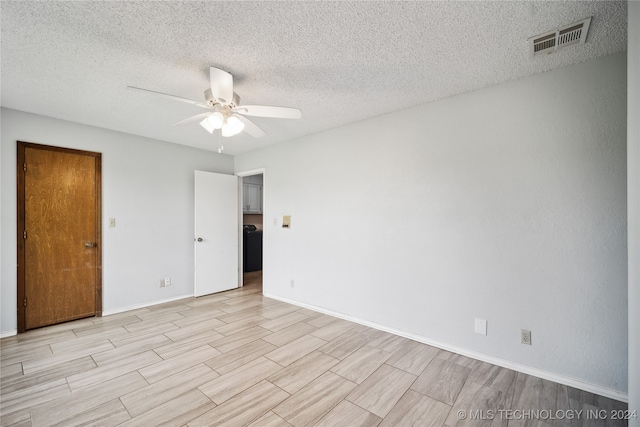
23, 162, 26, 172
23, 230, 27, 239
24, 298, 27, 307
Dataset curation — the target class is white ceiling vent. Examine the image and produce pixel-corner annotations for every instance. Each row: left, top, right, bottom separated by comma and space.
530, 17, 592, 57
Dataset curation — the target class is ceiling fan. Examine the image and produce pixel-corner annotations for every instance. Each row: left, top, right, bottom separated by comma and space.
127, 67, 301, 139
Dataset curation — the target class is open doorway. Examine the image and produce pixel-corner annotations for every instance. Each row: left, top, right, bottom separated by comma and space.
240, 171, 264, 292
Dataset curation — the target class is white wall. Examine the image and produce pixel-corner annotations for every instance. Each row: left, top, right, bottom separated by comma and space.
627, 2, 640, 422
235, 52, 628, 397
1, 108, 233, 334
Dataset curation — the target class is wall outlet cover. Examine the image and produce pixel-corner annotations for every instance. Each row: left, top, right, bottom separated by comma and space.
475, 318, 487, 335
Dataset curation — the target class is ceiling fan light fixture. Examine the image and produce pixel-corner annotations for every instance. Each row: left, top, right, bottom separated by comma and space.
207, 112, 224, 129
221, 115, 245, 137
199, 117, 215, 134
199, 112, 225, 133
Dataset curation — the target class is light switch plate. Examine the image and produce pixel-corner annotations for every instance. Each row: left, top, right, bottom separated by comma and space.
282, 215, 291, 228
475, 318, 487, 335
109, 218, 116, 227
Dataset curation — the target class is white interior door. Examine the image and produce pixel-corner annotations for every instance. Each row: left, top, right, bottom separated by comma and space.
194, 171, 239, 297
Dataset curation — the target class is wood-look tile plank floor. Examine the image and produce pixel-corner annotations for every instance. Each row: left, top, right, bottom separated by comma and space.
0, 271, 627, 426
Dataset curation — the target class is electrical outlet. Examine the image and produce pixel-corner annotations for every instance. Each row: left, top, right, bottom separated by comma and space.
164, 277, 171, 287
521, 329, 532, 345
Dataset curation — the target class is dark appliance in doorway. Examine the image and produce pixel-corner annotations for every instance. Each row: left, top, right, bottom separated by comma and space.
243, 224, 262, 272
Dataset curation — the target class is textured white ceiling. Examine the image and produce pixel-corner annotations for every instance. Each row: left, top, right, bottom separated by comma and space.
1, 1, 627, 155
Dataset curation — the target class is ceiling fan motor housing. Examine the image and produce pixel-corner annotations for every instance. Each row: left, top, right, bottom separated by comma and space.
204, 88, 240, 108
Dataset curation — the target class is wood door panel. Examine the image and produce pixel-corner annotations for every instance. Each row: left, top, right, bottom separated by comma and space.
20, 143, 101, 331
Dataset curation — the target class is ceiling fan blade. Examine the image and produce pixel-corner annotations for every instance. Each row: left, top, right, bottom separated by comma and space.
126, 86, 210, 108
234, 105, 302, 119
235, 115, 266, 138
210, 67, 234, 105
173, 112, 212, 127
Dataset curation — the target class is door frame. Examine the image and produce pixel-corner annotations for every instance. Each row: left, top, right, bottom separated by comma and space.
17, 141, 103, 333
236, 167, 266, 288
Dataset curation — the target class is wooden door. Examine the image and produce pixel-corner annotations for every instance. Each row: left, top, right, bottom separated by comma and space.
17, 142, 102, 332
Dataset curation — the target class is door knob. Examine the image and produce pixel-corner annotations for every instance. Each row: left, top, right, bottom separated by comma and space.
196, 237, 203, 242
84, 242, 96, 248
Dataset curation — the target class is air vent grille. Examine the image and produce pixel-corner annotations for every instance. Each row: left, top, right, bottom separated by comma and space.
533, 34, 556, 54
530, 17, 591, 57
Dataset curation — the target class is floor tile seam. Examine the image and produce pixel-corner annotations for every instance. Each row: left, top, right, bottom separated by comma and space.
321, 339, 369, 361
222, 403, 273, 427
123, 362, 212, 397
463, 376, 517, 405
91, 312, 146, 324
441, 367, 472, 408
0, 377, 71, 417
329, 364, 369, 385
451, 379, 512, 415
94, 346, 160, 364
28, 373, 130, 426
408, 378, 461, 409
72, 319, 144, 336
215, 307, 261, 325
264, 378, 308, 408
4, 356, 99, 393
52, 396, 127, 426
411, 352, 441, 374
262, 353, 289, 369
68, 355, 160, 393
138, 351, 211, 382
315, 396, 361, 425
214, 323, 267, 337
48, 336, 116, 355
208, 332, 272, 353
145, 303, 193, 314
271, 356, 340, 391
206, 355, 284, 380
0, 347, 54, 367
117, 395, 137, 424
388, 386, 456, 422
121, 382, 217, 422
197, 375, 287, 407
0, 374, 53, 400
0, 367, 25, 393
158, 329, 188, 346
259, 323, 298, 334
383, 356, 434, 378
22, 347, 112, 378
0, 336, 63, 352
435, 353, 478, 369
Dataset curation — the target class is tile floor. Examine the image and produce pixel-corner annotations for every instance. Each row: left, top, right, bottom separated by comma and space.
0, 272, 627, 426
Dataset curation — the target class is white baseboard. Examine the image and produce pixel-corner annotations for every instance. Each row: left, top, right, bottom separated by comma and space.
102, 293, 193, 317
264, 292, 628, 404
0, 329, 17, 339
